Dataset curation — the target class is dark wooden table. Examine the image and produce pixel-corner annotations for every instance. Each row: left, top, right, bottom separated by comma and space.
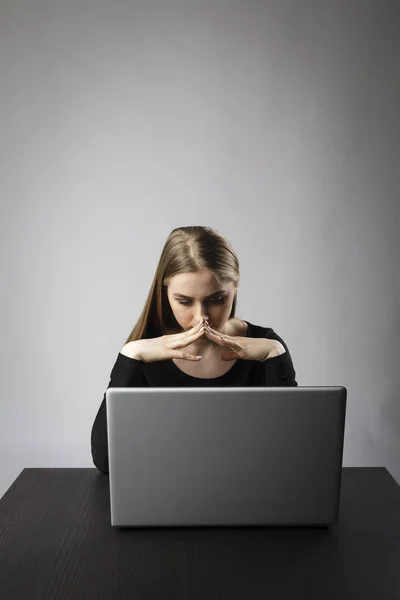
1, 467, 399, 599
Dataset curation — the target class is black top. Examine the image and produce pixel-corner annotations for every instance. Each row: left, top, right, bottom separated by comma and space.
90, 320, 298, 474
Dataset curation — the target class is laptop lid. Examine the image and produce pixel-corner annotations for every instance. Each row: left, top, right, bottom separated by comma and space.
106, 386, 347, 527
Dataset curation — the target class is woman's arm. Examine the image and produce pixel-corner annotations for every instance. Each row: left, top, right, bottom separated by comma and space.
261, 328, 298, 386
91, 352, 148, 474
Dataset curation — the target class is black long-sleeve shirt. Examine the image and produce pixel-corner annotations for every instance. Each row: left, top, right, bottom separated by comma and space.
91, 320, 298, 474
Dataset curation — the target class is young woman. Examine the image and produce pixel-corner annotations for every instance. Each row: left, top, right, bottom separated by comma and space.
91, 226, 298, 473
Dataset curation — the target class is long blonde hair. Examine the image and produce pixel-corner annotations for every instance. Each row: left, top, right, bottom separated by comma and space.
123, 226, 240, 344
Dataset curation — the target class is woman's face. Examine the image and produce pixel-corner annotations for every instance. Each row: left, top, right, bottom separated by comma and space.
166, 270, 236, 332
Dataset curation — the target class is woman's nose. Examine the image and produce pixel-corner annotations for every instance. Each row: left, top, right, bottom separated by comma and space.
196, 316, 209, 325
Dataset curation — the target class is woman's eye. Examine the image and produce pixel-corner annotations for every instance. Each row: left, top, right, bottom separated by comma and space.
179, 296, 225, 306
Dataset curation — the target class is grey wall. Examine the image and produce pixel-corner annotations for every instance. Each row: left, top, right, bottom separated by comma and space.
1, 0, 399, 498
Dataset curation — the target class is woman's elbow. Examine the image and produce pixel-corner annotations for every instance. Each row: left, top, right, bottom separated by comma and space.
91, 449, 109, 475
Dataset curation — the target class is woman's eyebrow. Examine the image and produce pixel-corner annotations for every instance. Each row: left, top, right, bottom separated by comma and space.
173, 290, 227, 299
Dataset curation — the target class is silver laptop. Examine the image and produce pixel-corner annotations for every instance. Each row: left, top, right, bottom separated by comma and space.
106, 386, 347, 528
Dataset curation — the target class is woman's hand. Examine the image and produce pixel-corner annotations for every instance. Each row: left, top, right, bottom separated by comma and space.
203, 322, 286, 362
122, 320, 208, 363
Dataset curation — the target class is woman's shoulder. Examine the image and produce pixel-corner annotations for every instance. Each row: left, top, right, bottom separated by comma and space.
235, 319, 275, 338
229, 318, 249, 336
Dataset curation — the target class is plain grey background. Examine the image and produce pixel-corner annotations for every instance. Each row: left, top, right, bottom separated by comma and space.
1, 0, 399, 500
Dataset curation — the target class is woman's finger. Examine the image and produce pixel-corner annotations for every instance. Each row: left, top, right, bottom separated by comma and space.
205, 326, 239, 346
